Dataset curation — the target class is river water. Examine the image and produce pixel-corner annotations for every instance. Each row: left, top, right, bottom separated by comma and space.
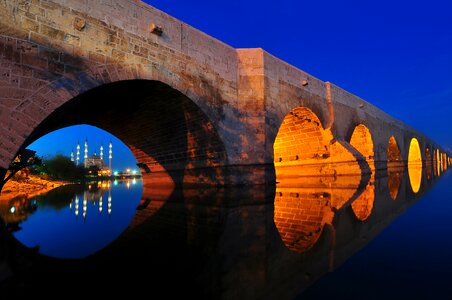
8, 179, 142, 259
1, 166, 452, 298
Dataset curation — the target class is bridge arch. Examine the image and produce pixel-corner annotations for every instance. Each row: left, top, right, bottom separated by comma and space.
435, 149, 441, 176
387, 135, 403, 167
348, 124, 375, 170
273, 107, 328, 164
408, 137, 422, 193
273, 106, 363, 179
14, 79, 229, 187
425, 146, 432, 163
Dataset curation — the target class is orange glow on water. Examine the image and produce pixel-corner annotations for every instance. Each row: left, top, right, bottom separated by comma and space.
274, 174, 362, 253
408, 138, 422, 193
388, 169, 402, 200
351, 180, 375, 221
274, 187, 335, 253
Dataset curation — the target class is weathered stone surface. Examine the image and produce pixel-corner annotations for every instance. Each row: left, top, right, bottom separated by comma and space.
0, 0, 449, 186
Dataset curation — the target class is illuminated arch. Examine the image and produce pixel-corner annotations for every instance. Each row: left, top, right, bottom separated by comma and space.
273, 107, 362, 179
274, 107, 326, 163
408, 138, 422, 193
436, 149, 441, 176
387, 136, 402, 163
425, 147, 432, 163
350, 124, 374, 169
387, 136, 403, 199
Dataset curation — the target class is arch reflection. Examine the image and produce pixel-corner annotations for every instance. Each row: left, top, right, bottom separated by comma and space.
351, 178, 375, 221
388, 169, 403, 200
274, 175, 362, 253
274, 189, 334, 253
408, 138, 422, 193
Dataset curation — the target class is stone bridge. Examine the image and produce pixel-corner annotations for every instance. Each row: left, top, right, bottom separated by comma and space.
0, 0, 450, 187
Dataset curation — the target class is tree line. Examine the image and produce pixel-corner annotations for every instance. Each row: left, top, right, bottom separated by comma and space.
1, 150, 86, 189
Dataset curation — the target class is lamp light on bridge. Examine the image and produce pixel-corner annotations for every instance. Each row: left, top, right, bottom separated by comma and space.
301, 79, 309, 86
150, 23, 164, 36
74, 17, 86, 31
137, 162, 151, 173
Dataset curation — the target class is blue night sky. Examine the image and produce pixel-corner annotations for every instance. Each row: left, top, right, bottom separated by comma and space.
28, 125, 138, 173
30, 0, 452, 164
145, 0, 452, 149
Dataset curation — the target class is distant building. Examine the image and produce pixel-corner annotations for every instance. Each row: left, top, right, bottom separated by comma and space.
71, 139, 113, 177
84, 153, 103, 169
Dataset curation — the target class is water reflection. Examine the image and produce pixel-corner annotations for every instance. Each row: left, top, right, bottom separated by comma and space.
274, 188, 334, 253
387, 168, 403, 200
0, 165, 451, 298
0, 179, 142, 259
351, 178, 375, 221
426, 158, 432, 180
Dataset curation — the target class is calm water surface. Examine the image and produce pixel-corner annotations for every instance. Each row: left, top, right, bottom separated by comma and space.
5, 179, 142, 258
1, 166, 452, 299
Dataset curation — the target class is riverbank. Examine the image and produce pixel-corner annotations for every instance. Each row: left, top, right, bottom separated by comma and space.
0, 175, 71, 202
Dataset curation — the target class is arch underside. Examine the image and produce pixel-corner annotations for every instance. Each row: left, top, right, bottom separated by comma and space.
387, 136, 404, 169
349, 124, 374, 171
273, 107, 366, 185
22, 80, 228, 187
408, 138, 422, 193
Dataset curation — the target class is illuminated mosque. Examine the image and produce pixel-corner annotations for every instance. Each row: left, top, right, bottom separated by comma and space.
70, 139, 113, 177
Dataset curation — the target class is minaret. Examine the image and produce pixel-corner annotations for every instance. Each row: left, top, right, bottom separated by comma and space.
76, 142, 80, 166
100, 144, 104, 161
71, 148, 74, 162
109, 140, 112, 172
